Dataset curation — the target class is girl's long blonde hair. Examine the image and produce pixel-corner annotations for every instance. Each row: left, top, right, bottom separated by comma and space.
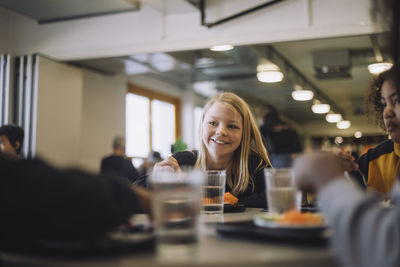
195, 92, 271, 195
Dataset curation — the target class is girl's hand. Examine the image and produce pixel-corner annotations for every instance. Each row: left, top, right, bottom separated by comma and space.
152, 156, 181, 173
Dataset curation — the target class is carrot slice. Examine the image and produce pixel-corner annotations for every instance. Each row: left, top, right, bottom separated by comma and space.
224, 192, 238, 205
276, 209, 323, 225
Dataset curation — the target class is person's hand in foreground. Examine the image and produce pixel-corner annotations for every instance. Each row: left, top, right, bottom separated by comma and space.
153, 156, 181, 173
292, 152, 346, 193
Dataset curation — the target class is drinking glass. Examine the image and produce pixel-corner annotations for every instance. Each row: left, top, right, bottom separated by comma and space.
202, 170, 226, 214
151, 170, 204, 259
264, 168, 302, 213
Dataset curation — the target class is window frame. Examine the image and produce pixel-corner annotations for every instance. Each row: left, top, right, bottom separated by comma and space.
127, 84, 181, 157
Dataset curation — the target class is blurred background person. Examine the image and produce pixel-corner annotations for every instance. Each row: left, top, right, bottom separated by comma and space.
0, 124, 24, 159
100, 136, 141, 184
259, 103, 302, 167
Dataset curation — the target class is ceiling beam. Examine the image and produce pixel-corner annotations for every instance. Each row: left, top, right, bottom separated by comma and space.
200, 0, 287, 28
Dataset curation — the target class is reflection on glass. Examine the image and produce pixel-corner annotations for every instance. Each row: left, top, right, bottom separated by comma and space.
126, 93, 150, 158
152, 99, 175, 158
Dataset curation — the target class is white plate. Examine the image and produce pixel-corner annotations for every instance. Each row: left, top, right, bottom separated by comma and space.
253, 213, 327, 230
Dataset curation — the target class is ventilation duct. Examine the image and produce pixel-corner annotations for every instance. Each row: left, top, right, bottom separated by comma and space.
312, 49, 351, 79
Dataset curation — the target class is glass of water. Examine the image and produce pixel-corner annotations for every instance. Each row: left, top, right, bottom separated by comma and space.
151, 170, 204, 260
264, 168, 302, 214
202, 170, 226, 214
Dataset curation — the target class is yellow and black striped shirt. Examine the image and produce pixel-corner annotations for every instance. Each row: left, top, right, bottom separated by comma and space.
354, 140, 400, 193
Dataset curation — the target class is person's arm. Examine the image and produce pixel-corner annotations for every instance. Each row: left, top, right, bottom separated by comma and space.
293, 152, 400, 267
153, 156, 181, 173
152, 151, 197, 175
0, 158, 149, 242
319, 179, 400, 267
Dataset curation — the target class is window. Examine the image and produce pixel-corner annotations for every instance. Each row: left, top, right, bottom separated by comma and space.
126, 94, 150, 158
126, 84, 181, 159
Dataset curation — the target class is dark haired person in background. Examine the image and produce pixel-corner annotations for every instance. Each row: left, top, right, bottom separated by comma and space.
101, 136, 141, 184
0, 124, 24, 159
259, 103, 302, 167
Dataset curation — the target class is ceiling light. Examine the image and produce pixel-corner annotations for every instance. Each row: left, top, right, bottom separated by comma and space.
291, 85, 313, 101
311, 100, 330, 114
210, 45, 234, 51
354, 131, 362, 138
334, 136, 343, 144
368, 62, 393, 74
337, 120, 351, 129
257, 71, 284, 83
292, 90, 314, 101
325, 113, 343, 123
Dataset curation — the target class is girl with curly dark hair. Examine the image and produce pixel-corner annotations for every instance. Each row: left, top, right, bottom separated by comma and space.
345, 67, 400, 194
366, 68, 397, 131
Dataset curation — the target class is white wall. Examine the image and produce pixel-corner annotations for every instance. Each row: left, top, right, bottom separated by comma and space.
0, 8, 10, 53
3, 0, 380, 60
36, 57, 84, 167
35, 57, 194, 171
79, 71, 127, 172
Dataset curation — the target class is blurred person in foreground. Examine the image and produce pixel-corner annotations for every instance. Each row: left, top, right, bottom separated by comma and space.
101, 136, 141, 184
0, 154, 150, 248
293, 152, 400, 267
153, 92, 271, 208
0, 124, 24, 159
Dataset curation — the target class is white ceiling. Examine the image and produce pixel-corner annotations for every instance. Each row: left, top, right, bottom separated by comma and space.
0, 0, 388, 138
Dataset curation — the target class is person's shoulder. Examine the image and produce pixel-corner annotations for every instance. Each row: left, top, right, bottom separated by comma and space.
368, 139, 393, 155
172, 150, 198, 166
376, 139, 394, 150
101, 154, 115, 162
359, 139, 393, 162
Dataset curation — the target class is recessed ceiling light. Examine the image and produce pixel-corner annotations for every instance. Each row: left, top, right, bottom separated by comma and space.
337, 120, 351, 129
210, 45, 234, 51
325, 113, 343, 123
354, 131, 362, 138
257, 71, 284, 83
368, 62, 393, 74
291, 90, 313, 101
311, 102, 330, 114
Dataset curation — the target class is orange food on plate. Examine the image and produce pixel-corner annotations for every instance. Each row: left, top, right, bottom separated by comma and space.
276, 209, 324, 226
203, 197, 219, 204
224, 192, 238, 205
